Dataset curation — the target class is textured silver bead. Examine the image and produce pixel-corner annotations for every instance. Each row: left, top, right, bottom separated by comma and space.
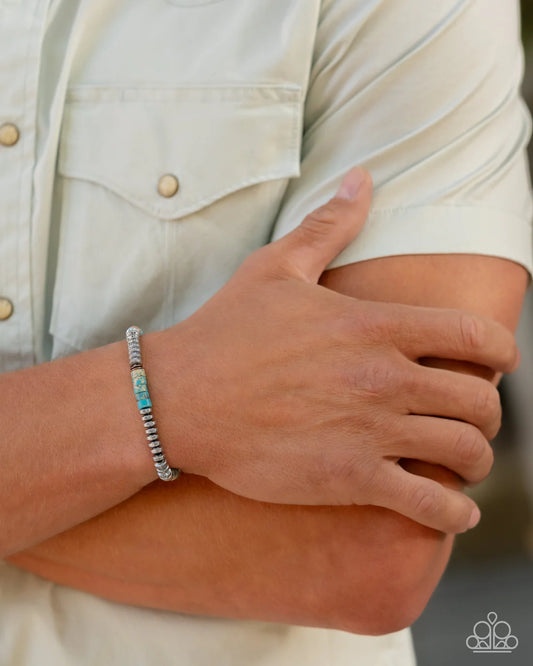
140, 407, 152, 415
147, 433, 159, 441
150, 447, 163, 455
142, 414, 153, 422
160, 468, 180, 482
148, 440, 161, 448
153, 455, 165, 463
145, 427, 158, 435
143, 420, 156, 429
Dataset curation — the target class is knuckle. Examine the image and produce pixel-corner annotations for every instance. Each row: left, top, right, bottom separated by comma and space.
240, 242, 302, 282
459, 312, 486, 352
501, 333, 519, 371
335, 302, 397, 346
360, 302, 397, 338
453, 425, 488, 470
473, 383, 501, 425
353, 360, 400, 397
333, 304, 388, 346
301, 201, 344, 238
410, 483, 441, 519
238, 245, 273, 276
396, 365, 422, 396
321, 448, 354, 486
320, 450, 373, 505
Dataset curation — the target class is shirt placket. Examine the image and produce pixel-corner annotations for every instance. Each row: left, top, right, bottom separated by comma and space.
0, 0, 50, 372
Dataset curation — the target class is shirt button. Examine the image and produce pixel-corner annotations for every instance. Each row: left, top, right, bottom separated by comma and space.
0, 297, 14, 321
157, 174, 179, 198
0, 123, 20, 147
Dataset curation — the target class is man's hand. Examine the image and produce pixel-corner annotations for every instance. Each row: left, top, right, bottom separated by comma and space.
160, 167, 518, 533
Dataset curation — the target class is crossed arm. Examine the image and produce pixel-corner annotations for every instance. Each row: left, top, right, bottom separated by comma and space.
7, 252, 527, 636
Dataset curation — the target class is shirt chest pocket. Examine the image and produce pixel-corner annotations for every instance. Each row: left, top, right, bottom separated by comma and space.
49, 85, 302, 355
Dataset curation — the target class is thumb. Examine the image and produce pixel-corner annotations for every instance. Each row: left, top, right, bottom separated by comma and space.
269, 166, 372, 283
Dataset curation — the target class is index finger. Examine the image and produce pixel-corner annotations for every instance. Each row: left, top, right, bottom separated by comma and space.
380, 304, 519, 374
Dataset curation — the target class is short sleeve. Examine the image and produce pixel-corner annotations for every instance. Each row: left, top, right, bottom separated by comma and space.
270, 0, 533, 274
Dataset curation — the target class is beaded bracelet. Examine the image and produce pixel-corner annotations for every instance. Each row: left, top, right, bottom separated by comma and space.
126, 326, 181, 482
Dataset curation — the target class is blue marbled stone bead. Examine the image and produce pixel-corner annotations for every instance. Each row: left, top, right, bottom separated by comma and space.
132, 373, 147, 391
137, 398, 152, 410
135, 391, 150, 400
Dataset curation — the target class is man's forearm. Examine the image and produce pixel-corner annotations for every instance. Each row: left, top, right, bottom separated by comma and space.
7, 466, 455, 636
0, 330, 184, 556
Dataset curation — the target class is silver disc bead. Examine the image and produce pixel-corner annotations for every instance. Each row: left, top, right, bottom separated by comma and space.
126, 326, 143, 337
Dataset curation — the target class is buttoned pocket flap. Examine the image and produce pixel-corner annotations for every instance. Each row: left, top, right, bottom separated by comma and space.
58, 85, 302, 220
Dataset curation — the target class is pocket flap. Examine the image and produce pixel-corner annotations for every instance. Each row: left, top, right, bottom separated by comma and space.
58, 85, 302, 220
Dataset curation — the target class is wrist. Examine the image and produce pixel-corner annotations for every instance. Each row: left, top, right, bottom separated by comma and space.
138, 323, 204, 477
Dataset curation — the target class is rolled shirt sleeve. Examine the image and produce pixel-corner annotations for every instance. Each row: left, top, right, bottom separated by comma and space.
270, 0, 533, 275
